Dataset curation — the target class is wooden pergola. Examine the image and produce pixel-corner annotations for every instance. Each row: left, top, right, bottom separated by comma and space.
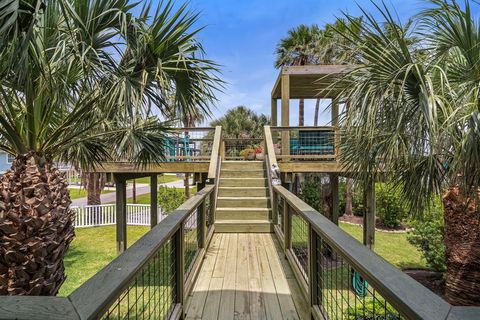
270, 65, 376, 249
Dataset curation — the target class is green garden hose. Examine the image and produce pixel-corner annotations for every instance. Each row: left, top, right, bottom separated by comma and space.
352, 270, 369, 297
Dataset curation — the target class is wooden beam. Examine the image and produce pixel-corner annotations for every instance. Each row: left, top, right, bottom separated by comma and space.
278, 161, 345, 173
330, 174, 339, 225
363, 180, 375, 249
114, 175, 127, 254
93, 162, 209, 174
271, 98, 278, 126
150, 175, 158, 228
282, 65, 348, 75
281, 74, 290, 156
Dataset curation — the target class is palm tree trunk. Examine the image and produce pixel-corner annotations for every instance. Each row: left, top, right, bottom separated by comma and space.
0, 153, 75, 295
345, 178, 353, 215
86, 173, 104, 205
443, 187, 480, 305
299, 99, 305, 126
314, 98, 321, 126
185, 173, 191, 198
132, 179, 137, 204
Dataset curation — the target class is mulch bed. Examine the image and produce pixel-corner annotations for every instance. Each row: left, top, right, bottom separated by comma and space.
404, 269, 445, 298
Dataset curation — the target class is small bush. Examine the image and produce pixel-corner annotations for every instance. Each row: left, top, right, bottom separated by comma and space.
346, 297, 400, 320
299, 174, 322, 211
407, 219, 446, 272
375, 184, 406, 228
157, 186, 186, 214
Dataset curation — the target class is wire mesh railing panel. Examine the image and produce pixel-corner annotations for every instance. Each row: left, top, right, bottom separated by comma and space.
223, 138, 264, 160
164, 128, 215, 162
314, 234, 404, 320
271, 127, 337, 161
206, 192, 213, 229
290, 208, 309, 281
277, 194, 284, 234
101, 239, 177, 320
183, 208, 200, 279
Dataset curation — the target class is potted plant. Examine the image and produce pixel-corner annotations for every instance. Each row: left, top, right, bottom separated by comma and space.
240, 148, 255, 160
254, 146, 264, 160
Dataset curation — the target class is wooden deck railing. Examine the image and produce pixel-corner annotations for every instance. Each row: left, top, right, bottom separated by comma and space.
270, 185, 480, 320
270, 126, 340, 161
0, 185, 216, 320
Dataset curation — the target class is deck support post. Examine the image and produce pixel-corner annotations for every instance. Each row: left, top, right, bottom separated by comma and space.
330, 174, 339, 225
150, 174, 158, 228
281, 74, 290, 156
332, 98, 341, 158
173, 225, 184, 314
114, 174, 127, 255
363, 179, 376, 249
271, 98, 278, 127
196, 173, 207, 191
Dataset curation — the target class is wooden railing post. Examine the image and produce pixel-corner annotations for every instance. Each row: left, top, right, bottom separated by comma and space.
172, 226, 185, 315
199, 199, 206, 249
283, 199, 291, 251
114, 174, 127, 255
308, 225, 320, 311
272, 191, 278, 225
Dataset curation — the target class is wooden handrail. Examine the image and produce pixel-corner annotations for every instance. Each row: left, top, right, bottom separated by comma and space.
264, 125, 278, 169
271, 185, 479, 320
270, 126, 338, 131
208, 126, 222, 180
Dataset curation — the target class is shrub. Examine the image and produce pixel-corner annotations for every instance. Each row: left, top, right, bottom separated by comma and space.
346, 297, 400, 320
239, 148, 255, 159
299, 174, 322, 211
375, 184, 406, 228
157, 186, 186, 214
407, 219, 446, 272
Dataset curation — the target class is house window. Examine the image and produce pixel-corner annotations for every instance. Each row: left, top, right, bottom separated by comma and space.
7, 154, 15, 164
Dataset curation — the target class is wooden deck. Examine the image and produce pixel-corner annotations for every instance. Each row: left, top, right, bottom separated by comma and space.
185, 233, 309, 320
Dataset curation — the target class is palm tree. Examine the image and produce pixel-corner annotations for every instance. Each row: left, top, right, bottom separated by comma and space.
333, 0, 480, 305
0, 0, 220, 296
211, 106, 269, 139
275, 25, 321, 126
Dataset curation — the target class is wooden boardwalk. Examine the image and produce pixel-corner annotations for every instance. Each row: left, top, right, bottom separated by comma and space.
185, 233, 309, 320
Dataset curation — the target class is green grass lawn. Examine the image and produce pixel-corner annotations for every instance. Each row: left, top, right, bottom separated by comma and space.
59, 226, 149, 296
68, 188, 113, 200
339, 222, 426, 270
131, 174, 182, 184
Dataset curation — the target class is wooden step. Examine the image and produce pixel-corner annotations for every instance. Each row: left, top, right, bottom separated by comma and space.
220, 169, 265, 178
216, 207, 271, 220
218, 187, 269, 197
219, 178, 267, 187
214, 220, 272, 233
221, 161, 264, 170
216, 197, 270, 208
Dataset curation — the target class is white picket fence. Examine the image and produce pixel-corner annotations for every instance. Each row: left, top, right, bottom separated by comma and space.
72, 204, 164, 228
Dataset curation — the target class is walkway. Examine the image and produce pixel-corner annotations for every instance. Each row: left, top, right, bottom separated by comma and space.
70, 180, 185, 206
185, 233, 309, 320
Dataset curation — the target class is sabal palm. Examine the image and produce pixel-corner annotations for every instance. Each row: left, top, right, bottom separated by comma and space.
334, 0, 480, 305
0, 0, 220, 295
210, 106, 269, 140
275, 24, 321, 126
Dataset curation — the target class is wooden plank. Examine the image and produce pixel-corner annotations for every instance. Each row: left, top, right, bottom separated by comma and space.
247, 234, 266, 319
185, 234, 222, 318
235, 234, 251, 320
213, 231, 230, 278
264, 126, 278, 169
202, 277, 224, 319
219, 233, 238, 320
278, 162, 345, 173
261, 235, 299, 320
254, 234, 283, 320
208, 126, 223, 179
282, 65, 348, 75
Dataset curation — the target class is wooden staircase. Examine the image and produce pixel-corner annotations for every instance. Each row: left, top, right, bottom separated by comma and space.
215, 161, 272, 232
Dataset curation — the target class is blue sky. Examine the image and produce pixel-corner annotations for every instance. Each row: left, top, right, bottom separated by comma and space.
157, 0, 439, 125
